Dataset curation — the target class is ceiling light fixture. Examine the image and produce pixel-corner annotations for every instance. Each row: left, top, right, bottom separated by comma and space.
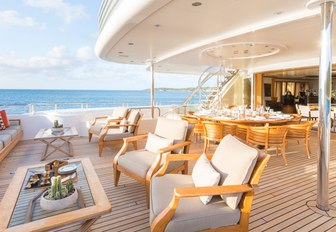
154, 24, 161, 27
128, 42, 134, 45
202, 42, 286, 60
192, 2, 202, 6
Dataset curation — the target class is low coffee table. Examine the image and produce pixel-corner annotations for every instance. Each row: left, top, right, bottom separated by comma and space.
34, 127, 79, 161
0, 158, 111, 231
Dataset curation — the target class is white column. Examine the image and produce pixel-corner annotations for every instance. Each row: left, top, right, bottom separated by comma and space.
149, 61, 155, 119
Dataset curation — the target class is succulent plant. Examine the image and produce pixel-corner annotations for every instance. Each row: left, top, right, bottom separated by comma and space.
44, 176, 74, 200
53, 120, 63, 128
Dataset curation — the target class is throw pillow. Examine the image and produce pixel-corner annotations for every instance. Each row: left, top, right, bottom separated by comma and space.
192, 154, 220, 205
128, 110, 140, 133
145, 133, 173, 153
211, 134, 258, 209
119, 119, 128, 133
0, 110, 9, 128
0, 115, 5, 130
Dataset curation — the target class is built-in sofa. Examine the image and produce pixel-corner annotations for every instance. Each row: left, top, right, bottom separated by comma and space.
0, 119, 23, 162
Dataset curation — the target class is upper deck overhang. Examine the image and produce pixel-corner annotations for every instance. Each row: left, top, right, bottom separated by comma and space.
95, 0, 336, 74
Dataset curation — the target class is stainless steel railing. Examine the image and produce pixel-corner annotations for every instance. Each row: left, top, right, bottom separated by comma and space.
0, 101, 191, 115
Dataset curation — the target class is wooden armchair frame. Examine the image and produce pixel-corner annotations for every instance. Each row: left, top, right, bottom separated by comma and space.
113, 124, 194, 208
88, 110, 131, 142
97, 113, 143, 156
151, 149, 270, 232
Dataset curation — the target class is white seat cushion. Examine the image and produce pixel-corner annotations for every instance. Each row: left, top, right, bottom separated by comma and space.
192, 154, 220, 205
0, 129, 18, 140
211, 134, 258, 209
118, 150, 184, 178
150, 174, 240, 232
0, 134, 12, 147
103, 129, 133, 141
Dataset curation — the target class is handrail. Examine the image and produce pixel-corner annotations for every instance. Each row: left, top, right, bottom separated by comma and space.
0, 101, 187, 115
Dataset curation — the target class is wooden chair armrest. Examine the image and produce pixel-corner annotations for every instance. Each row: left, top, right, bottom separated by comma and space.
157, 141, 191, 154
92, 116, 108, 125
174, 184, 253, 198
106, 118, 122, 124
151, 184, 253, 231
105, 123, 137, 129
123, 134, 148, 143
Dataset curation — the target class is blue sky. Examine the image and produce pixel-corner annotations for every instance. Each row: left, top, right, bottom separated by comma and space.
0, 0, 198, 90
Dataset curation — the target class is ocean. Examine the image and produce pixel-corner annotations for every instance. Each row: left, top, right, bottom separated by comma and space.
0, 89, 198, 115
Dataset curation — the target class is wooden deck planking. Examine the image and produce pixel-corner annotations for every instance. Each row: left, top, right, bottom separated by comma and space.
0, 132, 336, 231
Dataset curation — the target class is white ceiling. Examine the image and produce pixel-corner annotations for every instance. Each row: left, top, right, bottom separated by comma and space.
96, 0, 333, 76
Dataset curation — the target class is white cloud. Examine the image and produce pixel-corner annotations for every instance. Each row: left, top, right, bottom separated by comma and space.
24, 0, 86, 23
0, 10, 37, 28
0, 46, 72, 69
76, 46, 93, 61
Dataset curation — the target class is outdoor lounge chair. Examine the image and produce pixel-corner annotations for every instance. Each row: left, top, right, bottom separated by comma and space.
97, 110, 143, 156
150, 134, 269, 232
88, 107, 129, 142
113, 117, 194, 208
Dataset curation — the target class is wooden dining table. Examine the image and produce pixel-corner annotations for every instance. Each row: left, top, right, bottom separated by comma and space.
196, 114, 301, 126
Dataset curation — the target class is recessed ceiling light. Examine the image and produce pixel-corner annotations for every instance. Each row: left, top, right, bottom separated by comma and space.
128, 42, 134, 45
130, 61, 134, 63
118, 51, 123, 54
154, 24, 160, 27
274, 11, 283, 15
192, 2, 202, 6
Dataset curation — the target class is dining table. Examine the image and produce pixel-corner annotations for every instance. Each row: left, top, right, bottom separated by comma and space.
195, 111, 301, 126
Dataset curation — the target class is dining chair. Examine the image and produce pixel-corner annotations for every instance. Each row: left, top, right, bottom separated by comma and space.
180, 115, 204, 142
247, 125, 288, 165
150, 134, 270, 232
202, 121, 238, 152
235, 124, 258, 141
285, 120, 316, 159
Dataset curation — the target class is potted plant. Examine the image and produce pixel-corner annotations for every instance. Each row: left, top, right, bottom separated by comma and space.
52, 120, 64, 133
40, 176, 78, 211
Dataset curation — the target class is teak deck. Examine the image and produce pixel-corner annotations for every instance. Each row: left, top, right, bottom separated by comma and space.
1, 131, 336, 231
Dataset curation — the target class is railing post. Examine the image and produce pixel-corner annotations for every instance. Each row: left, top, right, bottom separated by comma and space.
28, 104, 35, 114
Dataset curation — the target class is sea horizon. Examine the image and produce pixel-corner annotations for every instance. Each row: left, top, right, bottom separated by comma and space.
1, 89, 198, 115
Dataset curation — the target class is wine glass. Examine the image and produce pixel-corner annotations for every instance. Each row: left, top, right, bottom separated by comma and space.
265, 106, 270, 113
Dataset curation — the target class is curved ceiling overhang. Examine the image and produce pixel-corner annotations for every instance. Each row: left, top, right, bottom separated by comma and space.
95, 0, 322, 74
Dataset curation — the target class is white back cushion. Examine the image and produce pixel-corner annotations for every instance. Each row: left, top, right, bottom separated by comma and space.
192, 154, 220, 205
145, 133, 174, 153
211, 134, 258, 209
155, 117, 187, 141
112, 107, 128, 119
127, 110, 140, 133
119, 119, 128, 133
